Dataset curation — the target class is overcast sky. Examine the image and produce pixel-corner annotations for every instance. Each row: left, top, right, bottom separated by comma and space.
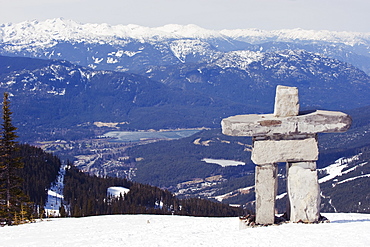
0, 0, 369, 32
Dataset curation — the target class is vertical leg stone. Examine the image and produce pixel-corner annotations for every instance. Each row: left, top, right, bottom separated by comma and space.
287, 161, 321, 223
255, 163, 277, 225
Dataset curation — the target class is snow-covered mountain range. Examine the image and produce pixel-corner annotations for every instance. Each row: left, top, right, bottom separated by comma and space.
1, 18, 370, 74
2, 18, 370, 45
1, 18, 369, 138
1, 19, 370, 138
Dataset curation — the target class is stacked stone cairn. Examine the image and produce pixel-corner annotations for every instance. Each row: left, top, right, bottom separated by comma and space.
222, 85, 352, 226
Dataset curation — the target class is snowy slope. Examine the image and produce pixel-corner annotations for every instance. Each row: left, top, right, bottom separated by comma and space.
1, 213, 369, 247
318, 153, 370, 213
107, 186, 130, 197
318, 155, 364, 184
44, 164, 67, 217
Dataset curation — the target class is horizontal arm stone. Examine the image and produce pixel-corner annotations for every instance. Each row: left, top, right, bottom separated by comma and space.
221, 110, 352, 136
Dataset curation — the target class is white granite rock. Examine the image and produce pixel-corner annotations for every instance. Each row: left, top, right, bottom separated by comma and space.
255, 164, 278, 225
252, 138, 318, 164
274, 85, 299, 117
287, 162, 321, 223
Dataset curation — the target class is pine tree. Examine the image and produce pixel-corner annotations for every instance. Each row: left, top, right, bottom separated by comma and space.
0, 92, 31, 225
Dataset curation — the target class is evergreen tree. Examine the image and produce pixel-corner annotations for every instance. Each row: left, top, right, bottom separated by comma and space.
0, 92, 32, 225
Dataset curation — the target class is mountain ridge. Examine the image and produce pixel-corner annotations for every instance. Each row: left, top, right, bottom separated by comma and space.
2, 52, 370, 140
2, 18, 370, 76
1, 18, 370, 45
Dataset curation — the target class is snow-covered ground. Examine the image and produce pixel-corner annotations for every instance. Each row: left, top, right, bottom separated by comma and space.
1, 213, 369, 246
107, 186, 130, 197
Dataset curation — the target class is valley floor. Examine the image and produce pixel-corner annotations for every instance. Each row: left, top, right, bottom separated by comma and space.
1, 213, 369, 246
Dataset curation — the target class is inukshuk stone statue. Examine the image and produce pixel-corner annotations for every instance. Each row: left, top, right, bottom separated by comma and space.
221, 85, 351, 224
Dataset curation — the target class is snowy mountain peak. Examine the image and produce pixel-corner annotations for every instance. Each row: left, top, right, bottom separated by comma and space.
1, 18, 370, 46
155, 24, 225, 39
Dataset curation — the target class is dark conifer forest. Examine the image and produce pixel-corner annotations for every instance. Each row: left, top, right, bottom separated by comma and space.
16, 144, 61, 208
63, 166, 242, 217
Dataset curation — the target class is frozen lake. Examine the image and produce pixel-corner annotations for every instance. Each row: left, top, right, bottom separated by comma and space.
103, 129, 201, 142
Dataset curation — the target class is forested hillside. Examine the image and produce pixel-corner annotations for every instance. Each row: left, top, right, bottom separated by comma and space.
63, 166, 242, 217
10, 143, 242, 219
16, 144, 61, 212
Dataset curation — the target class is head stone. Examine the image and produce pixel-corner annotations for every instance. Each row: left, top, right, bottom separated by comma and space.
274, 85, 299, 117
